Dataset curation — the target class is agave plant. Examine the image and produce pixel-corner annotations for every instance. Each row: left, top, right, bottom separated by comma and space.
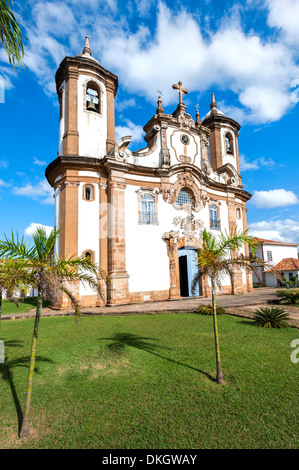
253, 306, 290, 328
276, 290, 299, 305
196, 304, 226, 315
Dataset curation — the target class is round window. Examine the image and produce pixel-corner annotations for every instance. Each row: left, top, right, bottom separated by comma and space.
180, 134, 190, 145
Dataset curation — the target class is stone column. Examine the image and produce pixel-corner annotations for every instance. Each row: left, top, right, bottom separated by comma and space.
59, 180, 79, 258
163, 231, 181, 300
242, 205, 253, 292
106, 176, 129, 304
209, 122, 222, 170
97, 181, 108, 306
227, 195, 243, 294
57, 179, 80, 307
63, 66, 79, 155
106, 77, 117, 155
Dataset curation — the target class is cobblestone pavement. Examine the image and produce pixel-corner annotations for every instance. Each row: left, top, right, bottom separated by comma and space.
2, 288, 299, 325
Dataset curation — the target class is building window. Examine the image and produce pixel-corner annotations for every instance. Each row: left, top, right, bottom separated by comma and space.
210, 204, 221, 229
83, 250, 95, 263
177, 189, 193, 207
266, 251, 273, 261
236, 207, 241, 219
58, 89, 63, 120
86, 81, 100, 113
140, 194, 157, 224
83, 184, 95, 201
225, 132, 234, 155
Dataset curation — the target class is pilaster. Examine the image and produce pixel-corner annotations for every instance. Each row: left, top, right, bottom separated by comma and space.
62, 66, 79, 155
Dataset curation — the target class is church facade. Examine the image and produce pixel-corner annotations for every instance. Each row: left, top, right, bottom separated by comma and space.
45, 37, 253, 307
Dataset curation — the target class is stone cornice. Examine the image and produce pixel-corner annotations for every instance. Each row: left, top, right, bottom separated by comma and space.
55, 56, 118, 95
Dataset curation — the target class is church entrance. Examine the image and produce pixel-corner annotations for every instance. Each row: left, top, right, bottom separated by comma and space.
178, 248, 200, 297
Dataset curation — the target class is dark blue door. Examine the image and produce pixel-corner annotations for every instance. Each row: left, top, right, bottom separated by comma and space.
178, 248, 200, 296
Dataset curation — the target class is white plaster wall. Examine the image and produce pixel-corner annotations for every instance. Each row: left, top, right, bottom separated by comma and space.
220, 126, 238, 171
124, 181, 234, 294
78, 182, 100, 296
124, 184, 170, 292
132, 138, 162, 168
262, 243, 298, 268
167, 127, 201, 168
77, 74, 107, 158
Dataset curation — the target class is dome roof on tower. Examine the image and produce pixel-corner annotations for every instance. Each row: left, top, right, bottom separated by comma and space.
202, 92, 225, 121
76, 36, 100, 64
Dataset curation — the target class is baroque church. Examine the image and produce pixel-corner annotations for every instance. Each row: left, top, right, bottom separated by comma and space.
45, 37, 253, 307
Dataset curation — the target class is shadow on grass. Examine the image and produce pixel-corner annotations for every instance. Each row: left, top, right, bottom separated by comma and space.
99, 332, 216, 383
0, 340, 54, 434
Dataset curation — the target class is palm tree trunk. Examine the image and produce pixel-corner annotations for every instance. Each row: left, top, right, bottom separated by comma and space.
0, 290, 2, 326
19, 292, 43, 438
211, 279, 224, 385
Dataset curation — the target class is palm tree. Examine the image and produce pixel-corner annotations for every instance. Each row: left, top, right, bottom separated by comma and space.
0, 227, 106, 437
192, 228, 260, 385
0, 0, 25, 67
0, 258, 30, 324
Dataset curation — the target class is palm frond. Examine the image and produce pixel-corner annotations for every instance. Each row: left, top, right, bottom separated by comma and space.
0, 0, 25, 68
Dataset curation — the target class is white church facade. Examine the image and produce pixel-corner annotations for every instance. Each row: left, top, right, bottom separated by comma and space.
45, 38, 253, 307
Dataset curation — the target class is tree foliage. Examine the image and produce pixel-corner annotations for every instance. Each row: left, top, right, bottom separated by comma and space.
0, 227, 107, 437
0, 0, 25, 67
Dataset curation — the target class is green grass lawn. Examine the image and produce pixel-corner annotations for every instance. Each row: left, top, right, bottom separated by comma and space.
0, 312, 298, 449
1, 297, 50, 315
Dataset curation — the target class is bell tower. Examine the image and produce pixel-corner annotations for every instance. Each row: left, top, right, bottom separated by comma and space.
56, 36, 118, 158
46, 38, 119, 308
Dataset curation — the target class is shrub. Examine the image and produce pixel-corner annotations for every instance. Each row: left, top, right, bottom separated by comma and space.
196, 304, 226, 315
276, 290, 299, 304
253, 306, 289, 328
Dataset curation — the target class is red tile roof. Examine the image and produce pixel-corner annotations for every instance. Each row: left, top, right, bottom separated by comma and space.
272, 258, 299, 271
254, 237, 298, 246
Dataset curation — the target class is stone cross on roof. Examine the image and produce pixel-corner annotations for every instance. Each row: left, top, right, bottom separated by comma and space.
172, 81, 188, 104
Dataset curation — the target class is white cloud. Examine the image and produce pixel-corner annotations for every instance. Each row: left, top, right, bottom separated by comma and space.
115, 97, 137, 112
0, 160, 8, 169
6, 1, 299, 125
239, 154, 260, 171
99, 2, 299, 124
13, 179, 54, 204
24, 223, 54, 237
33, 157, 47, 166
115, 119, 145, 144
0, 179, 11, 187
239, 154, 275, 171
250, 189, 299, 208
266, 0, 299, 46
249, 218, 299, 245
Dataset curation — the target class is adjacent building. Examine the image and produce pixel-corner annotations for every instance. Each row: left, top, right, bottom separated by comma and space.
251, 238, 299, 287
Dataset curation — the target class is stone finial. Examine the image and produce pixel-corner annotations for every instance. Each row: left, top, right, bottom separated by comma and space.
195, 105, 201, 127
156, 95, 164, 114
210, 92, 217, 109
83, 35, 92, 56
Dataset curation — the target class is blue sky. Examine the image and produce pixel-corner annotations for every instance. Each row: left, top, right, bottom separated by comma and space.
0, 0, 299, 245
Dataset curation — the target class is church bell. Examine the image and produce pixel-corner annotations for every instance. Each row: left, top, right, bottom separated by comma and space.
86, 100, 98, 111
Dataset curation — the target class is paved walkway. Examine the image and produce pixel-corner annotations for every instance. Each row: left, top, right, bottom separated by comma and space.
2, 288, 299, 326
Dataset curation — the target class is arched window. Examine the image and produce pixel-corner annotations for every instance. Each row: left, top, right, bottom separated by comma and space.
177, 189, 193, 207
236, 207, 241, 219
140, 194, 156, 224
225, 132, 234, 155
210, 204, 220, 229
83, 250, 95, 263
86, 81, 100, 113
83, 184, 94, 201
